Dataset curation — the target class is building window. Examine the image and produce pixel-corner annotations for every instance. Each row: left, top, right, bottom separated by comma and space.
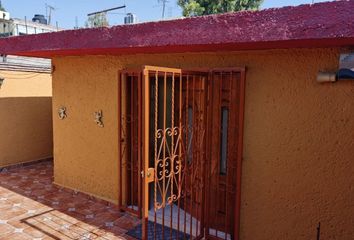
220, 107, 229, 175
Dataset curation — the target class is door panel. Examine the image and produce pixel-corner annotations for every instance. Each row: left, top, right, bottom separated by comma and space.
206, 70, 243, 240
142, 66, 207, 239
119, 72, 142, 216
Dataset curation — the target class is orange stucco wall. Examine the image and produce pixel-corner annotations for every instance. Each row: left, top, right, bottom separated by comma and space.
0, 70, 53, 167
52, 48, 354, 239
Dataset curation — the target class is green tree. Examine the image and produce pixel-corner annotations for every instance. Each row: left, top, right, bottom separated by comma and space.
85, 13, 109, 28
178, 0, 263, 17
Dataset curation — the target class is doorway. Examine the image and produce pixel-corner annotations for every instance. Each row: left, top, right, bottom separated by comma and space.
119, 66, 245, 240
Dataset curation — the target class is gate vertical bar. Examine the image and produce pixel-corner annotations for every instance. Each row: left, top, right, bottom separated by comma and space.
183, 75, 189, 239
162, 71, 167, 239
138, 72, 142, 218
177, 73, 183, 239
170, 73, 175, 240
142, 69, 150, 240
130, 73, 134, 207
154, 71, 158, 240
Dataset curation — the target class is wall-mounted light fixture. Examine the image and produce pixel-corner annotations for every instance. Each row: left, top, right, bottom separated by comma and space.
317, 53, 354, 83
317, 68, 354, 83
0, 77, 4, 89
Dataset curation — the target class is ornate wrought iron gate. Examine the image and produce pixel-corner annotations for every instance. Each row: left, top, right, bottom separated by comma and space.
120, 66, 245, 240
141, 66, 207, 240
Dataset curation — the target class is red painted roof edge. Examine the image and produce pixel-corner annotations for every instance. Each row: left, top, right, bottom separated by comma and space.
11, 38, 354, 58
0, 0, 354, 58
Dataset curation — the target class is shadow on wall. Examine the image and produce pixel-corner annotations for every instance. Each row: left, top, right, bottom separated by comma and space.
0, 97, 53, 167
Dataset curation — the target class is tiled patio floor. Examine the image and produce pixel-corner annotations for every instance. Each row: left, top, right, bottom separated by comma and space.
0, 160, 140, 240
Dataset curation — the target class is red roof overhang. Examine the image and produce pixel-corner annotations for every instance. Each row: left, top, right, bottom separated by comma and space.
0, 0, 353, 58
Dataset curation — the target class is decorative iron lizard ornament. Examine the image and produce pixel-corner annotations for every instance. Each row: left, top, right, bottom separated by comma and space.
58, 107, 67, 120
94, 110, 104, 127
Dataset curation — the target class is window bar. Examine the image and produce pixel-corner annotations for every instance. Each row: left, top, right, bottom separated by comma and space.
154, 71, 159, 240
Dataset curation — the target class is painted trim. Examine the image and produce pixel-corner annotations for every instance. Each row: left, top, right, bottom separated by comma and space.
0, 0, 353, 58
234, 68, 246, 240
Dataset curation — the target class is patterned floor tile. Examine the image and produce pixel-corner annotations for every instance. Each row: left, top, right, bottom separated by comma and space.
0, 161, 140, 240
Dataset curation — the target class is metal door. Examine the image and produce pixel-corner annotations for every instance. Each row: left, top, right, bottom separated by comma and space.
119, 71, 143, 217
142, 66, 207, 240
204, 69, 245, 240
121, 66, 246, 240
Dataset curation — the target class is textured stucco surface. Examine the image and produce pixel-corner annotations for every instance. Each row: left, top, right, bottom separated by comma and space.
52, 48, 354, 239
0, 71, 53, 167
0, 97, 53, 167
0, 70, 52, 98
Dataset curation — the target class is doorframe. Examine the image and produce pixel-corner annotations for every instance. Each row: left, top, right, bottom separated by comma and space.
119, 66, 246, 240
118, 70, 143, 217
203, 67, 246, 240
234, 68, 246, 240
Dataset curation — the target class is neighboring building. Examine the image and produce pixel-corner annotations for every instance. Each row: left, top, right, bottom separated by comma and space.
0, 12, 55, 168
0, 1, 353, 240
0, 12, 59, 37
0, 62, 52, 168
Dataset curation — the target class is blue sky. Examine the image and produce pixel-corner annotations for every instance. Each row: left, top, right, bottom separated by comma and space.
1, 0, 330, 29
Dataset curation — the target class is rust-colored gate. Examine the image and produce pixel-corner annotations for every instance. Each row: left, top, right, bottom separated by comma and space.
119, 66, 245, 240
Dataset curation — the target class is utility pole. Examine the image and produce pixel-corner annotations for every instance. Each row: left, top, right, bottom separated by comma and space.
158, 0, 168, 19
45, 3, 56, 25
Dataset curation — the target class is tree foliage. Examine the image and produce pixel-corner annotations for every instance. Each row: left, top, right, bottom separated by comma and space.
85, 13, 109, 28
178, 0, 263, 17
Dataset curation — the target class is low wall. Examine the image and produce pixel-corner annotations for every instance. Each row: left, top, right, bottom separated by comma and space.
0, 97, 53, 168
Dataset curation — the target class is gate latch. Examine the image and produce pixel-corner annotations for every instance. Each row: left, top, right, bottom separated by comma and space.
141, 168, 155, 183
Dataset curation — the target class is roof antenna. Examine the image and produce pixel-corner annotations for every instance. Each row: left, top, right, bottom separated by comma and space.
158, 0, 168, 19
45, 3, 57, 25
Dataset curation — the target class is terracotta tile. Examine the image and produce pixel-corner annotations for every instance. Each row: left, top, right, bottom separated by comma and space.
0, 161, 140, 240
23, 226, 46, 238
0, 232, 33, 240
0, 223, 14, 236
0, 207, 27, 221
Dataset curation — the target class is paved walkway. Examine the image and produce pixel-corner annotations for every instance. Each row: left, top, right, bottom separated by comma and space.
0, 160, 139, 240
